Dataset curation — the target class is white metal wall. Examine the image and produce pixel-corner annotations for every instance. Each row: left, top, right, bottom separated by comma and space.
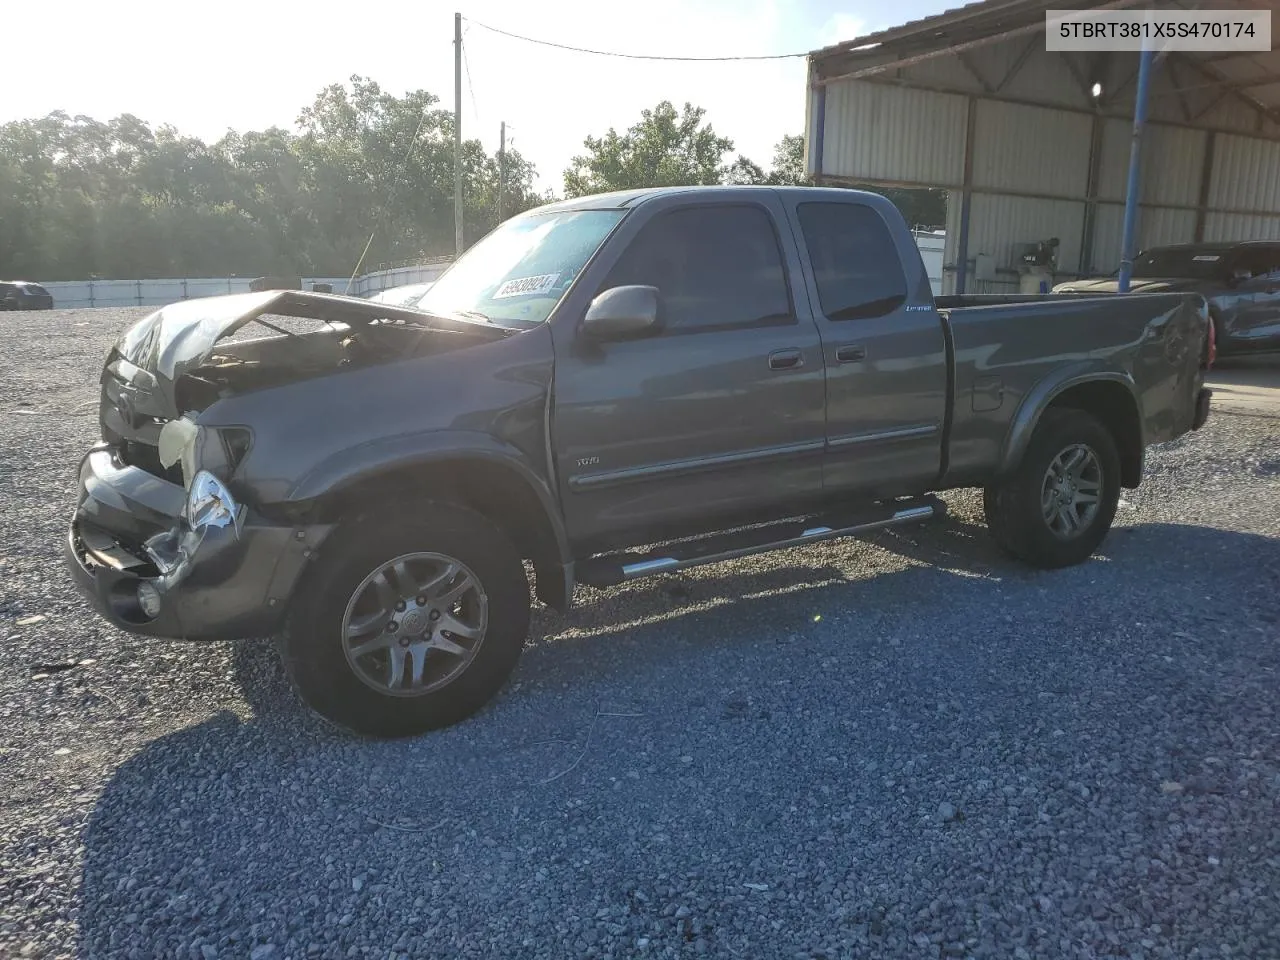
971, 101, 1092, 197
813, 35, 1280, 290
1096, 121, 1205, 206
1209, 134, 1280, 211
1203, 211, 1280, 241
822, 82, 966, 184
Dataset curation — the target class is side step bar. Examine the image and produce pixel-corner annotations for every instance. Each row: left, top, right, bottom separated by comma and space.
575, 495, 946, 588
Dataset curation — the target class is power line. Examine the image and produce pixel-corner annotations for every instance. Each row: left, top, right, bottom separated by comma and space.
463, 17, 810, 61
461, 30, 482, 127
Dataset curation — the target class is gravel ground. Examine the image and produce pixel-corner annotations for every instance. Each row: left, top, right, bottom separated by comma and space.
1, 306, 1278, 960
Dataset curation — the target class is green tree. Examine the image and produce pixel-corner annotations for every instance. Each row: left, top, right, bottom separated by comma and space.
563, 101, 743, 197
765, 133, 806, 185
0, 77, 540, 280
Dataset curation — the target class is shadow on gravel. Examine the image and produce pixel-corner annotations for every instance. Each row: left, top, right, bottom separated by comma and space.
75, 522, 1280, 958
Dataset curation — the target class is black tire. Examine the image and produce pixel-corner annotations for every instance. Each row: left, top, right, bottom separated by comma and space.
277, 502, 531, 738
983, 409, 1122, 569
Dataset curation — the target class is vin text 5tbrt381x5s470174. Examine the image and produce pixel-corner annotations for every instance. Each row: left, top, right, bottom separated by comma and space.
64, 186, 1214, 737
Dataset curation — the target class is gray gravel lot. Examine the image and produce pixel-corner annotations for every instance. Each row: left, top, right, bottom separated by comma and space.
2, 306, 1278, 960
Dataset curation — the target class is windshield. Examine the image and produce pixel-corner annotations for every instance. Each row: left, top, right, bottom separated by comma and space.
1131, 247, 1231, 280
415, 209, 625, 326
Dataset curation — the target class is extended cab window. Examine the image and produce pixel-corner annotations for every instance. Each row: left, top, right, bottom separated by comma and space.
601, 205, 793, 332
797, 202, 907, 321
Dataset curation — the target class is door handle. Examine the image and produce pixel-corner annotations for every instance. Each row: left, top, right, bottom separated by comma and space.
836, 344, 867, 363
768, 349, 804, 371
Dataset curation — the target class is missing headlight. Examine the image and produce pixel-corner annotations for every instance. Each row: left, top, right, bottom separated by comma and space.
219, 428, 253, 471
158, 419, 252, 486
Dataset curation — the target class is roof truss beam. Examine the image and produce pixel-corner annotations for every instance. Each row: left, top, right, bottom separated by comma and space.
1173, 53, 1280, 126
994, 33, 1040, 92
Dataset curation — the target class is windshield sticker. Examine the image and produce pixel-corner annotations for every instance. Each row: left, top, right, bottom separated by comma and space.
493, 273, 560, 299
1191, 255, 1221, 262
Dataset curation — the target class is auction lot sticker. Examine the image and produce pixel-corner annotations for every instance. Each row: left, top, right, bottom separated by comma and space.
1046, 9, 1271, 51
493, 273, 560, 299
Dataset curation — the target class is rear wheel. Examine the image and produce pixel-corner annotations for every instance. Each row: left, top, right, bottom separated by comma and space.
278, 503, 531, 738
983, 409, 1122, 569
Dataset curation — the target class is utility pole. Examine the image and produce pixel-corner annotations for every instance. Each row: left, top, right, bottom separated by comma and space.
453, 12, 464, 258
498, 121, 506, 223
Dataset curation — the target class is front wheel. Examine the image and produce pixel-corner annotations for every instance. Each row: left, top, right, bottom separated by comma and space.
983, 409, 1122, 569
278, 503, 531, 738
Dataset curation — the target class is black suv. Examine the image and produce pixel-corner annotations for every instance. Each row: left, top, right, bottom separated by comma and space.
0, 281, 54, 310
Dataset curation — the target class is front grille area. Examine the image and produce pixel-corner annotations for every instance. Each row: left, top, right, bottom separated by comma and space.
99, 368, 185, 485
75, 522, 160, 578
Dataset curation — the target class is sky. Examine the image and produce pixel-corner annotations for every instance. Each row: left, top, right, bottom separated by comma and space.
3, 0, 952, 192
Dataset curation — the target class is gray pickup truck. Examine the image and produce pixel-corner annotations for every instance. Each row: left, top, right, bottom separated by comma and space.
65, 185, 1213, 737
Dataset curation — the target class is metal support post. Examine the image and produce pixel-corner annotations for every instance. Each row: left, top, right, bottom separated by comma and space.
1118, 45, 1156, 293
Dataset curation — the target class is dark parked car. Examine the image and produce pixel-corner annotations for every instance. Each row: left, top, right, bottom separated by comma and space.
64, 186, 1212, 738
1054, 240, 1280, 357
0, 281, 54, 310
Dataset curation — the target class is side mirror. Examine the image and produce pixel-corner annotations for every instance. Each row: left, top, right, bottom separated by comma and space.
581, 285, 661, 341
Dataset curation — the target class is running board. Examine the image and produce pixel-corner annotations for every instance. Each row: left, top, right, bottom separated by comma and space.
575, 496, 946, 588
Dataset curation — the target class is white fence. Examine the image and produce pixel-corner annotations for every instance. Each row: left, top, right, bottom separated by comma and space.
39, 262, 453, 309
39, 236, 945, 307
357, 263, 448, 295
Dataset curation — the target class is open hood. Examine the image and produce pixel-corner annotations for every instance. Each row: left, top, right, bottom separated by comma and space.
102, 289, 508, 429
112, 289, 497, 382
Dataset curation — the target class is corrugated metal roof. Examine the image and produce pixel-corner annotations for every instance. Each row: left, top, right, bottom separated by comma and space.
811, 0, 1280, 125
811, 0, 1147, 72
811, 0, 1084, 61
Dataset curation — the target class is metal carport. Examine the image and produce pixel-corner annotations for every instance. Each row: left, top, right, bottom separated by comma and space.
804, 0, 1280, 294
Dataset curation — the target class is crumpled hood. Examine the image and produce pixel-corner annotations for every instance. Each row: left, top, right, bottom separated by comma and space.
113, 289, 494, 381
104, 289, 504, 423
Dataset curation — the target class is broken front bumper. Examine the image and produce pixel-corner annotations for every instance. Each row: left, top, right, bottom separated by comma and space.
64, 444, 333, 641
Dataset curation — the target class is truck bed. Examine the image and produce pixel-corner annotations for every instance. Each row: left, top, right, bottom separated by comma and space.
936, 291, 1210, 488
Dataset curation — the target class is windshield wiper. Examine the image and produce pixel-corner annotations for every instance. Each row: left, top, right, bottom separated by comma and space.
453, 309, 492, 323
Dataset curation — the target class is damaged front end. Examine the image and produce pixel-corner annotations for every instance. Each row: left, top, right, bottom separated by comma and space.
64, 438, 335, 641
67, 289, 499, 640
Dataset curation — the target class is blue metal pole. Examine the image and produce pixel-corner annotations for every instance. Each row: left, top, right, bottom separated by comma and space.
1118, 45, 1156, 293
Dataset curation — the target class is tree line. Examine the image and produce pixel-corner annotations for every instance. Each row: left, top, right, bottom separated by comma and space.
0, 77, 946, 281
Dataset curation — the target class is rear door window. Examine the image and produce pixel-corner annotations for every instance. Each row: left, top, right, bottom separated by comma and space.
796, 202, 907, 321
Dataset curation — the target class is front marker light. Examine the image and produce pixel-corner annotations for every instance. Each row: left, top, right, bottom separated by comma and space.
186, 470, 239, 533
